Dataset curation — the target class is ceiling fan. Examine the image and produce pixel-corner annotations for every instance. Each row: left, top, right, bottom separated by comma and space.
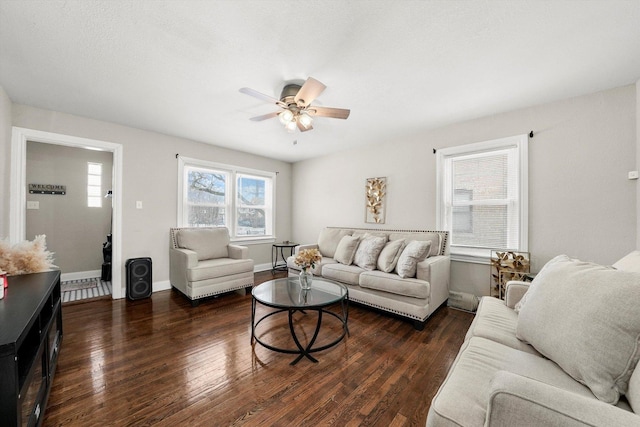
239, 77, 350, 133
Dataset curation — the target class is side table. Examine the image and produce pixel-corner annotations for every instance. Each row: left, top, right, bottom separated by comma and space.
272, 242, 298, 272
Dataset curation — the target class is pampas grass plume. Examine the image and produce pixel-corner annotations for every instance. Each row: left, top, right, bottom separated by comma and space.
0, 235, 56, 275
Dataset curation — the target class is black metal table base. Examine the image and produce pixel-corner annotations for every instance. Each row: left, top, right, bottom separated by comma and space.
251, 299, 349, 365
271, 243, 298, 272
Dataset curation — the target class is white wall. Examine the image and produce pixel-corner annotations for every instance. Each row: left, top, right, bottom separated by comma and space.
0, 86, 11, 238
26, 142, 113, 274
11, 104, 293, 294
292, 84, 637, 296
637, 79, 640, 249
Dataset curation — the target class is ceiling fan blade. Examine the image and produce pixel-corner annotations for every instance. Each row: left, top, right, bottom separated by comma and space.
239, 87, 285, 107
307, 106, 351, 119
249, 111, 280, 121
294, 77, 326, 106
297, 121, 313, 132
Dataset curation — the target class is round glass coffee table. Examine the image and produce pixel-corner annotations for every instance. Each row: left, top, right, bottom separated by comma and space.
251, 277, 349, 365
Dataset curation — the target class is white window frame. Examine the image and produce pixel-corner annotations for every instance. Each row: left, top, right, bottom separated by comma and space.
436, 134, 528, 263
87, 162, 102, 208
177, 156, 276, 244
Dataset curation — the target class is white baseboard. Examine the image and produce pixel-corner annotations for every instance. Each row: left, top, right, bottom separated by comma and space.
254, 262, 275, 272
60, 270, 101, 282
153, 280, 171, 293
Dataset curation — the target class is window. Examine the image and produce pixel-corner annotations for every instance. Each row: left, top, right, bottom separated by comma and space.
437, 135, 528, 262
236, 173, 271, 236
87, 162, 102, 207
185, 167, 229, 227
178, 157, 275, 242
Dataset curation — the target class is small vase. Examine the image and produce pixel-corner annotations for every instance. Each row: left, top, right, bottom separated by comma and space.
299, 269, 313, 290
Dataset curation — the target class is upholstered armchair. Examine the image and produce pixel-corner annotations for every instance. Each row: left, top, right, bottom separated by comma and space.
169, 227, 254, 306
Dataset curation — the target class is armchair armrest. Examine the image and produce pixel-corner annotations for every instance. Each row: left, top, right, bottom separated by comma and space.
504, 281, 529, 309
486, 371, 640, 427
169, 248, 198, 292
170, 247, 198, 268
228, 244, 248, 259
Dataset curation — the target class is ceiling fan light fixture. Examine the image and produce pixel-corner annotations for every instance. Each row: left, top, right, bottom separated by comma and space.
298, 113, 313, 128
278, 109, 294, 125
285, 120, 297, 132
241, 77, 350, 133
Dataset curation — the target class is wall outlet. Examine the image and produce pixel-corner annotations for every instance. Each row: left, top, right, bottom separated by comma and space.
628, 171, 639, 180
27, 201, 39, 210
136, 201, 143, 209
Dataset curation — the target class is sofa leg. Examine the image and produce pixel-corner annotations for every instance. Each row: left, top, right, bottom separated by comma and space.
190, 298, 200, 307
413, 320, 426, 331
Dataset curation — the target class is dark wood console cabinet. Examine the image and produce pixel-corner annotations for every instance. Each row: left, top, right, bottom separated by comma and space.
0, 270, 63, 427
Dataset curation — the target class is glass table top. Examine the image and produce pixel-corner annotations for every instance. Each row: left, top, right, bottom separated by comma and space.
252, 277, 347, 309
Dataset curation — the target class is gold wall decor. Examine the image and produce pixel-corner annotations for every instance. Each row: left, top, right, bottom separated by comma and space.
365, 177, 386, 224
490, 250, 530, 299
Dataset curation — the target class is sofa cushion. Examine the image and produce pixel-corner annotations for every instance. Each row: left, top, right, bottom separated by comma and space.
389, 232, 441, 257
322, 263, 364, 285
334, 235, 361, 265
428, 337, 595, 427
352, 230, 388, 240
613, 250, 640, 273
317, 228, 352, 258
353, 235, 387, 271
465, 296, 540, 355
516, 255, 640, 404
177, 228, 229, 261
376, 239, 405, 273
187, 257, 253, 282
395, 241, 431, 278
359, 270, 430, 299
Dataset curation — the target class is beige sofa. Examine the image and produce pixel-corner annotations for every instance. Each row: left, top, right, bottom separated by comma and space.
427, 252, 640, 426
169, 227, 254, 306
287, 227, 450, 330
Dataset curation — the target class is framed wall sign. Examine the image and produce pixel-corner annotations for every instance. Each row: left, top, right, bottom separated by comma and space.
29, 184, 66, 195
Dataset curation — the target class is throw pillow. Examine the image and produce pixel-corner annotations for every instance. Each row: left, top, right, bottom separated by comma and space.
395, 241, 431, 278
514, 254, 566, 313
354, 235, 387, 270
516, 255, 640, 404
317, 228, 352, 258
377, 239, 406, 273
334, 235, 361, 265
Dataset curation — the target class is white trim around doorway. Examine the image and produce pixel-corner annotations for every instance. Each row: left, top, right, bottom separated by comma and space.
10, 127, 124, 299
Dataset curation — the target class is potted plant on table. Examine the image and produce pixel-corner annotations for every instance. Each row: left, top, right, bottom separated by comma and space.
294, 248, 322, 290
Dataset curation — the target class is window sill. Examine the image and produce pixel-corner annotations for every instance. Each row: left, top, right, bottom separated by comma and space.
451, 247, 527, 265
231, 237, 276, 246
450, 253, 492, 265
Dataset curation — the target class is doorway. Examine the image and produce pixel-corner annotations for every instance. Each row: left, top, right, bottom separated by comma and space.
10, 127, 124, 299
26, 141, 113, 302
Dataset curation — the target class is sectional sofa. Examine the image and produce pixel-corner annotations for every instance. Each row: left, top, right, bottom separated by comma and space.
287, 227, 450, 329
427, 252, 640, 426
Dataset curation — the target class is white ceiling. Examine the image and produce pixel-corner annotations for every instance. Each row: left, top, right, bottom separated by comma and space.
1, 1, 640, 163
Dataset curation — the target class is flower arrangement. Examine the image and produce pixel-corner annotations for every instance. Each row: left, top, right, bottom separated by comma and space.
0, 235, 56, 275
294, 248, 322, 272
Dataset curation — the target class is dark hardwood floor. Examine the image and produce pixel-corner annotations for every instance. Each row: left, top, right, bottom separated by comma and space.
43, 271, 473, 426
